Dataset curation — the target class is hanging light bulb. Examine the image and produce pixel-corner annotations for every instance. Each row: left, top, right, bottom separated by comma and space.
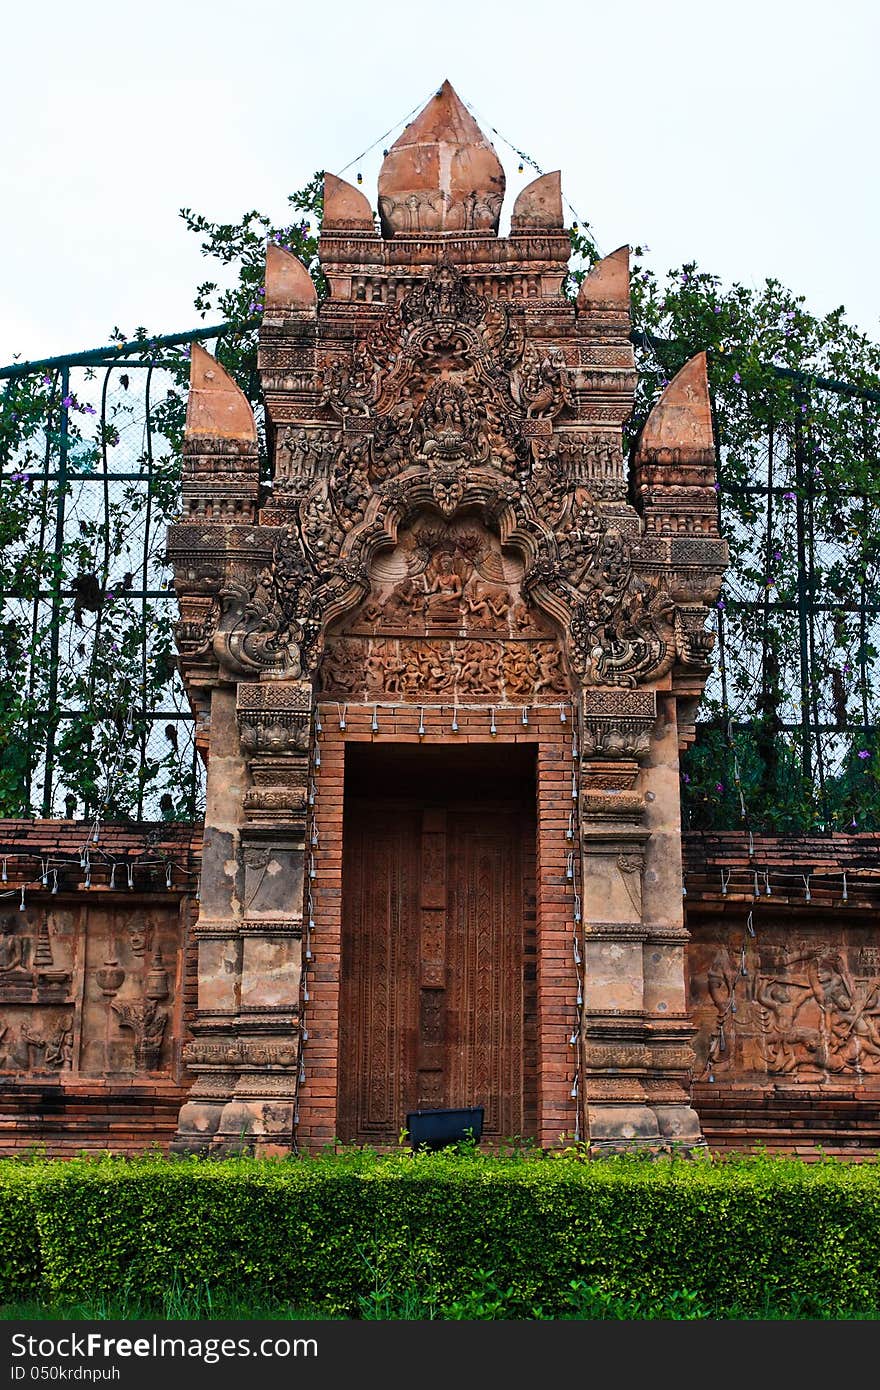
570, 1077, 579, 1100
559, 706, 567, 723
51, 870, 58, 895
19, 885, 26, 911
311, 822, 319, 847
338, 705, 347, 731
127, 864, 134, 889
315, 709, 323, 734
371, 706, 379, 733
571, 773, 578, 800
573, 893, 582, 924
842, 871, 848, 904
566, 810, 574, 842
309, 858, 316, 881
521, 707, 529, 726
418, 707, 426, 737
308, 782, 316, 807
566, 854, 574, 881
569, 1029, 579, 1047
1, 859, 7, 883
490, 707, 497, 736
804, 875, 811, 903
576, 984, 583, 1007
314, 746, 321, 768
451, 707, 459, 733
109, 863, 117, 889
303, 983, 310, 1002
299, 1061, 306, 1084
41, 859, 48, 887
305, 943, 313, 962
166, 864, 173, 889
571, 735, 578, 760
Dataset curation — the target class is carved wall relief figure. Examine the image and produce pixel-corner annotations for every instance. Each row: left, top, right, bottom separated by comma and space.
111, 996, 169, 1072
0, 915, 27, 981
692, 928, 880, 1080
0, 1009, 74, 1072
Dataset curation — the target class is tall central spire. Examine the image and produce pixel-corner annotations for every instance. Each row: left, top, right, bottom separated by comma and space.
378, 80, 506, 237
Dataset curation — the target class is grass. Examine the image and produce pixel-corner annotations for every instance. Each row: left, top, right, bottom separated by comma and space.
2, 1274, 878, 1322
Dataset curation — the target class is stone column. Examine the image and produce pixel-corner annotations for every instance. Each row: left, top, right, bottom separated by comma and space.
172, 680, 311, 1156
577, 688, 703, 1151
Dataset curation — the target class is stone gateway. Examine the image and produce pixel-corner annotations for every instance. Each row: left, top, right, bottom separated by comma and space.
166, 82, 727, 1155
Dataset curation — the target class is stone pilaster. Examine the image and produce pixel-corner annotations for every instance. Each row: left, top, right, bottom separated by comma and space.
577, 688, 703, 1150
171, 680, 312, 1156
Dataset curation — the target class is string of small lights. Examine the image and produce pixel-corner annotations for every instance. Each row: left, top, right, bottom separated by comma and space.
1, 703, 199, 909
568, 698, 586, 1142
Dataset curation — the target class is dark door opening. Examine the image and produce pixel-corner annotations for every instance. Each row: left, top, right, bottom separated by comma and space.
338, 743, 537, 1145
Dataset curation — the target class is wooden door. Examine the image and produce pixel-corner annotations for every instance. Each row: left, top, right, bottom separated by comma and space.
339, 793, 534, 1145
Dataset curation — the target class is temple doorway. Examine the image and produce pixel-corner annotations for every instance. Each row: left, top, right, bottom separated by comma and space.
338, 743, 537, 1146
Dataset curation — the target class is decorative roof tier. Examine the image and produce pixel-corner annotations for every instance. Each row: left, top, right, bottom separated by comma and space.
378, 80, 506, 237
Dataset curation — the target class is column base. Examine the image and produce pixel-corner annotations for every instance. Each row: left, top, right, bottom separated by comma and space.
585, 1101, 705, 1155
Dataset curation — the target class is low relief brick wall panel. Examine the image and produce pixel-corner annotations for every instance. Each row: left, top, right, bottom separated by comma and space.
684, 832, 880, 1156
0, 823, 199, 1155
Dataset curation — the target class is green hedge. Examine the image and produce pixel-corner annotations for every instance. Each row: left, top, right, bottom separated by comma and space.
1, 1150, 879, 1316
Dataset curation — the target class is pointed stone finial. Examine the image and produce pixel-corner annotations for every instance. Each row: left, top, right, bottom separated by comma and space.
378, 80, 505, 236
576, 246, 631, 313
185, 344, 256, 442
323, 172, 375, 231
510, 172, 563, 231
264, 243, 318, 311
635, 352, 714, 460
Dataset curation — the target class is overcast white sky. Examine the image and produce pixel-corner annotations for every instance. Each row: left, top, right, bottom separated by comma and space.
1, 0, 878, 366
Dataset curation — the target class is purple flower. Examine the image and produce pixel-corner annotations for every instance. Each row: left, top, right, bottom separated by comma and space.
84, 405, 96, 415
682, 773, 691, 784
62, 395, 73, 409
716, 599, 725, 609
733, 372, 741, 384
10, 471, 30, 482
783, 491, 796, 502
111, 642, 120, 655
858, 749, 870, 760
715, 783, 724, 793
42, 374, 52, 386
773, 550, 782, 561
843, 663, 852, 674
714, 306, 722, 314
